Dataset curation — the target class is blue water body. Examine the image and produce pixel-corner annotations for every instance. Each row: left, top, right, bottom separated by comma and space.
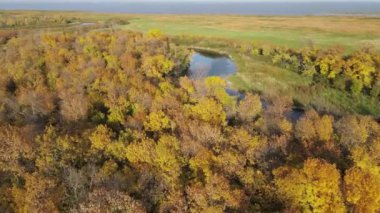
1, 2, 380, 16
189, 52, 236, 79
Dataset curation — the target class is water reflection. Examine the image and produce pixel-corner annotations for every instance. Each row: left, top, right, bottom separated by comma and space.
188, 52, 236, 79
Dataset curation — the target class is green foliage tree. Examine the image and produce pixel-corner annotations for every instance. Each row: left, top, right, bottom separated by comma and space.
350, 78, 364, 96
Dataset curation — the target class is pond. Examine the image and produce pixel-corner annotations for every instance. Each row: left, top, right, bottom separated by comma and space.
188, 51, 236, 79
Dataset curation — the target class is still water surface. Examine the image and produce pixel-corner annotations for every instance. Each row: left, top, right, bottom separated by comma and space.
188, 52, 236, 79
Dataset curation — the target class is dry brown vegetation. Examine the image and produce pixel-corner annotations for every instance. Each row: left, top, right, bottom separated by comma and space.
147, 15, 380, 36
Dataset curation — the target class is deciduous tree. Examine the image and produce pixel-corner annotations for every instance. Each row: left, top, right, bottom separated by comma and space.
273, 158, 345, 212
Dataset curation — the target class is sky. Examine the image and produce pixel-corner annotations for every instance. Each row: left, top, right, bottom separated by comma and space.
1, 0, 380, 2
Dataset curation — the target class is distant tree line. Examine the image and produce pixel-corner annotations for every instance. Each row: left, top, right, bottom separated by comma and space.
0, 14, 78, 28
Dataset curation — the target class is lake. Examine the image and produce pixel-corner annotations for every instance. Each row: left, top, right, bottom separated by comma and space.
1, 2, 380, 16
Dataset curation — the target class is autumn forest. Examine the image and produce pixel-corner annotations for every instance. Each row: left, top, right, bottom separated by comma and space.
0, 10, 380, 213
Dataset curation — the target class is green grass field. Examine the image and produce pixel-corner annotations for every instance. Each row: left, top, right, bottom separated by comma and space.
122, 15, 380, 50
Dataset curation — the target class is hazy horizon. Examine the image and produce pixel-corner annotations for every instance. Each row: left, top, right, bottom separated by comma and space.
1, 1, 380, 15
1, 0, 380, 2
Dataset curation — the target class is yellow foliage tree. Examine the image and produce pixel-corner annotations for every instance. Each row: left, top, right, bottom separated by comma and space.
186, 98, 226, 126
350, 138, 380, 177
189, 149, 215, 181
12, 173, 58, 212
154, 135, 184, 186
144, 110, 172, 132
106, 96, 134, 124
125, 139, 156, 165
344, 167, 380, 212
273, 158, 345, 213
345, 51, 376, 88
315, 115, 334, 142
147, 29, 163, 39
89, 125, 113, 152
142, 55, 174, 79
204, 76, 235, 109
295, 110, 334, 152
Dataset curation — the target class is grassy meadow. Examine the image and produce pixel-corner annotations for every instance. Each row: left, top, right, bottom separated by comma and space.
122, 15, 380, 50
